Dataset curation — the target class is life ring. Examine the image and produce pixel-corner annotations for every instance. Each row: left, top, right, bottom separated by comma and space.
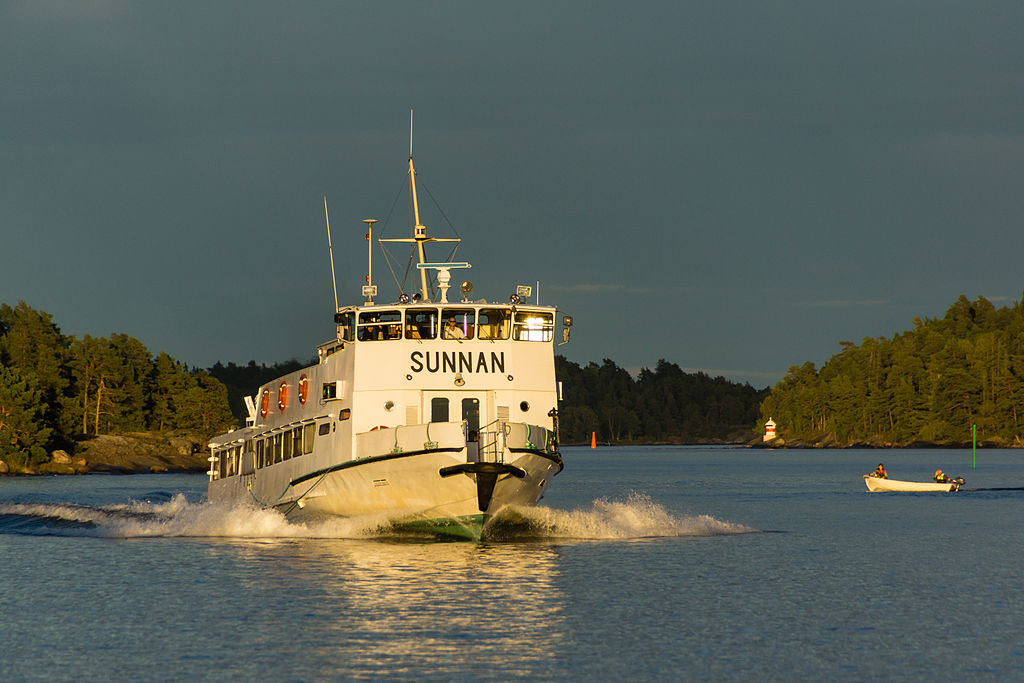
298, 374, 309, 405
260, 389, 270, 418
370, 425, 389, 431
278, 381, 289, 412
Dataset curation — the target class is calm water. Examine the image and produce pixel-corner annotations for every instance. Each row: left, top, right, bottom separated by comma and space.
2, 446, 1023, 681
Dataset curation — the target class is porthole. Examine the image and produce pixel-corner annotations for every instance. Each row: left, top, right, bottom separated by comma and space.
520, 401, 530, 412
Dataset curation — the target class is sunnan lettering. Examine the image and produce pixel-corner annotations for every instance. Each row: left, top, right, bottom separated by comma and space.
410, 351, 506, 374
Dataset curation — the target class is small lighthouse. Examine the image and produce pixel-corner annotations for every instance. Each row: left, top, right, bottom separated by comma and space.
763, 418, 777, 442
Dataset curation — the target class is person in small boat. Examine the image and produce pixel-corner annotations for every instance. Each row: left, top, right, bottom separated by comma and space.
869, 463, 887, 479
934, 469, 951, 483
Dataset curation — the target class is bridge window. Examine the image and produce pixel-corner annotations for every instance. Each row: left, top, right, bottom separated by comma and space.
336, 312, 355, 341
477, 308, 510, 340
513, 311, 554, 341
358, 309, 402, 341
405, 308, 439, 340
442, 309, 475, 340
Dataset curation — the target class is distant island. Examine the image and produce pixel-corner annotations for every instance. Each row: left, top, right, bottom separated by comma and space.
759, 293, 1024, 448
3, 292, 1024, 475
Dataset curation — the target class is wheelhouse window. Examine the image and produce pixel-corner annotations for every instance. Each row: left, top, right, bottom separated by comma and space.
513, 311, 554, 341
336, 312, 355, 341
477, 308, 510, 340
442, 309, 474, 340
358, 309, 402, 341
405, 308, 439, 340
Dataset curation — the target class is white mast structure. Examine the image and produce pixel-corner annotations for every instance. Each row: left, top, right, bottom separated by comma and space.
381, 110, 467, 302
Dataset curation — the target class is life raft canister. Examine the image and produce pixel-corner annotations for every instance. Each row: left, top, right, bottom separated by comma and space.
260, 388, 270, 418
298, 374, 309, 405
278, 381, 289, 412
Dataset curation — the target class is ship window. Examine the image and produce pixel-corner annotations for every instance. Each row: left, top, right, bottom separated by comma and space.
513, 311, 554, 341
358, 309, 402, 341
431, 397, 449, 422
323, 382, 337, 400
339, 408, 351, 421
291, 428, 303, 458
303, 423, 316, 453
318, 422, 331, 436
336, 312, 355, 341
405, 308, 439, 340
256, 439, 266, 469
477, 308, 510, 340
272, 434, 283, 464
442, 309, 475, 340
283, 430, 293, 460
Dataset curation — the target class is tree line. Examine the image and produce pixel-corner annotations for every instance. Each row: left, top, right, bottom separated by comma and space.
0, 302, 235, 468
761, 293, 1024, 446
555, 357, 768, 444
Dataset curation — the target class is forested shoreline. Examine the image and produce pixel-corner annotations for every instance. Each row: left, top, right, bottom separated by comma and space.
6, 291, 1024, 474
761, 294, 1024, 447
0, 302, 235, 471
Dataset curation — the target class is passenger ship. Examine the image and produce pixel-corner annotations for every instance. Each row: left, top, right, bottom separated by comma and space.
206, 147, 571, 539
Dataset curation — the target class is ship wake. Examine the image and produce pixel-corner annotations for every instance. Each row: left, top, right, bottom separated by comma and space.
485, 492, 755, 541
0, 492, 754, 542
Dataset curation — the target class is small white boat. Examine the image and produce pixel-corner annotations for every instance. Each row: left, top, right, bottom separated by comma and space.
863, 475, 963, 492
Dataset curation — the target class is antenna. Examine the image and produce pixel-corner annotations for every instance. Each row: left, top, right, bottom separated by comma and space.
363, 218, 379, 304
324, 196, 339, 312
409, 108, 414, 159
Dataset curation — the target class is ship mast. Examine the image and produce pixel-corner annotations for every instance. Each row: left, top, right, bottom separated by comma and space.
381, 109, 461, 302
408, 154, 430, 298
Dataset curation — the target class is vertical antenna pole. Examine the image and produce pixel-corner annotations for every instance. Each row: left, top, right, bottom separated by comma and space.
363, 219, 378, 304
409, 108, 414, 159
324, 196, 339, 313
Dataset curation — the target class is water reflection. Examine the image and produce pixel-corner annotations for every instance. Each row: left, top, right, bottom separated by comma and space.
209, 538, 567, 678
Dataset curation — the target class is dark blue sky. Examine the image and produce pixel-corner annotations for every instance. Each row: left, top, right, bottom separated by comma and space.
3, 2, 1024, 387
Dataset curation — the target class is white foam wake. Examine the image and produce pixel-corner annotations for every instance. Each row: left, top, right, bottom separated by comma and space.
490, 493, 755, 540
1, 492, 754, 541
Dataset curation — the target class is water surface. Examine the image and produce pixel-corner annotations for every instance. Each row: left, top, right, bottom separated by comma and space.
2, 446, 1022, 680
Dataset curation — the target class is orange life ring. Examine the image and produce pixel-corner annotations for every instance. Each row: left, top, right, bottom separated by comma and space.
278, 381, 289, 412
298, 375, 309, 405
260, 389, 270, 418
370, 425, 389, 431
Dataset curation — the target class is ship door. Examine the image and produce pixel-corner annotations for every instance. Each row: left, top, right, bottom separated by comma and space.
424, 392, 485, 462
463, 397, 481, 462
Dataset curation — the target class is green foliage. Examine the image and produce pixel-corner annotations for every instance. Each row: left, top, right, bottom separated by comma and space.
761, 293, 1024, 445
556, 356, 768, 444
0, 365, 53, 467
0, 301, 237, 464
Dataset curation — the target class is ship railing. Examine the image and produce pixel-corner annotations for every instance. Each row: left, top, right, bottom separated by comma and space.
476, 420, 552, 464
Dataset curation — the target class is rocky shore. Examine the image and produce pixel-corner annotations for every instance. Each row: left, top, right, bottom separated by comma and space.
748, 433, 1023, 449
0, 431, 210, 476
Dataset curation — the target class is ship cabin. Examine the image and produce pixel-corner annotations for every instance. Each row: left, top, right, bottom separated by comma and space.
208, 300, 570, 482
